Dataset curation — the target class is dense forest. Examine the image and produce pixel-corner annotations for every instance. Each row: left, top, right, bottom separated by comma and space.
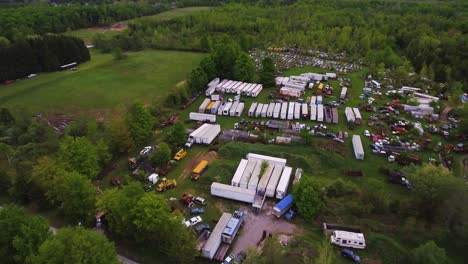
0, 3, 169, 41
94, 0, 468, 86
0, 35, 90, 82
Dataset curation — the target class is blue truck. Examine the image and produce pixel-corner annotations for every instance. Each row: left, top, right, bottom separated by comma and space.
272, 194, 294, 218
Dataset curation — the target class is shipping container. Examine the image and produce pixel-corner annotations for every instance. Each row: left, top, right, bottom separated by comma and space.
216, 79, 228, 91
235, 102, 245, 117
247, 161, 262, 190
239, 160, 257, 188
223, 102, 233, 116
217, 102, 225, 115
252, 84, 263, 97
276, 166, 293, 199
231, 159, 248, 187
294, 102, 301, 119
261, 104, 268, 118
256, 162, 275, 195
246, 153, 287, 166
236, 83, 247, 94
229, 101, 240, 116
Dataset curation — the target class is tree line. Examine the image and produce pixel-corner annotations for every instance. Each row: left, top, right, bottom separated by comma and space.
0, 34, 90, 82
0, 3, 169, 41
96, 0, 468, 86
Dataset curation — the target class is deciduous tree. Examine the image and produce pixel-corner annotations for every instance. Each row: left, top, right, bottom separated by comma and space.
292, 177, 324, 219
58, 136, 100, 179
260, 57, 275, 87
127, 102, 153, 147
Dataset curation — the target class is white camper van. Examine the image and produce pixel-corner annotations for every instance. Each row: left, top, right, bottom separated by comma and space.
330, 230, 366, 249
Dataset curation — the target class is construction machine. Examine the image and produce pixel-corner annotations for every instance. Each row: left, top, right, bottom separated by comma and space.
156, 178, 177, 192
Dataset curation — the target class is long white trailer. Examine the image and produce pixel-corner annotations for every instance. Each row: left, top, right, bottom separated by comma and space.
287, 102, 295, 120
195, 124, 221, 144
235, 102, 245, 117
255, 103, 264, 118
223, 102, 233, 116
202, 212, 232, 259
229, 101, 240, 116
231, 159, 248, 187
294, 102, 301, 119
237, 83, 248, 94
248, 102, 258, 117
241, 84, 252, 95
246, 84, 257, 96
352, 135, 365, 160
267, 103, 275, 117
239, 160, 257, 189
273, 103, 281, 119
211, 182, 256, 203
317, 96, 323, 105
276, 166, 292, 199
280, 102, 288, 119
302, 103, 308, 119
310, 104, 317, 120
199, 98, 211, 113
340, 87, 348, 100
352, 107, 362, 124
345, 107, 355, 123
217, 102, 225, 115
189, 112, 217, 123
261, 104, 268, 118
251, 84, 263, 97
310, 96, 317, 106
246, 153, 287, 166
216, 79, 228, 91
317, 104, 324, 122
256, 162, 275, 195
248, 161, 262, 190
266, 165, 284, 197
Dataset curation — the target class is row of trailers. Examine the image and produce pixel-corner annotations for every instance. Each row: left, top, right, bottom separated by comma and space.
206, 78, 263, 97
345, 107, 362, 124
198, 98, 245, 117
248, 101, 338, 123
210, 154, 293, 205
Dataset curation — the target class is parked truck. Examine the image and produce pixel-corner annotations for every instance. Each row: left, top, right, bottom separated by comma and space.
272, 194, 294, 218
192, 160, 209, 180
210, 182, 256, 203
189, 112, 217, 123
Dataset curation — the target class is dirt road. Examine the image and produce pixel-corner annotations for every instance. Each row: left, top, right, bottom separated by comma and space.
230, 202, 297, 255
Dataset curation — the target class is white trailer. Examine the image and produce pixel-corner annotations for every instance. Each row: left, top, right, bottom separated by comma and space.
202, 212, 232, 259
317, 95, 323, 105
242, 84, 253, 95
189, 112, 217, 123
340, 87, 348, 100
246, 153, 287, 166
251, 84, 263, 97
352, 135, 365, 160
267, 103, 275, 117
217, 102, 225, 116
211, 182, 256, 203
280, 102, 288, 120
331, 230, 366, 249
280, 87, 302, 98
301, 103, 308, 119
310, 104, 317, 121
255, 103, 264, 118
275, 77, 284, 86
226, 81, 238, 93
231, 82, 242, 93
276, 166, 292, 199
273, 103, 281, 119
248, 102, 258, 117
216, 79, 228, 91
229, 101, 240, 116
317, 104, 324, 122
189, 123, 211, 141
287, 102, 295, 120
248, 161, 262, 190
261, 104, 268, 118
345, 107, 355, 123
223, 102, 233, 116
240, 160, 257, 189
266, 165, 284, 197
235, 102, 245, 117
221, 80, 233, 92
196, 124, 221, 144
256, 162, 275, 195
352, 107, 362, 124
310, 96, 317, 106
294, 102, 301, 119
236, 83, 247, 94
231, 159, 248, 187
246, 84, 257, 96
199, 98, 211, 113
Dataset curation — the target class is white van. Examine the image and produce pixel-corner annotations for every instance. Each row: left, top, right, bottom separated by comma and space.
330, 230, 366, 249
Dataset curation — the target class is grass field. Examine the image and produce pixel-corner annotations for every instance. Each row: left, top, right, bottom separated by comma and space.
65, 7, 212, 43
0, 50, 204, 114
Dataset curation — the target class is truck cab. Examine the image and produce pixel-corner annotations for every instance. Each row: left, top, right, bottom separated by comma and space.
185, 138, 194, 148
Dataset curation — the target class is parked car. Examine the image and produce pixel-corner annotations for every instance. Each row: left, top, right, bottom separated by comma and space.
194, 196, 206, 205
195, 223, 210, 234
341, 248, 360, 263
190, 207, 205, 215
284, 208, 297, 221
184, 216, 202, 227
222, 254, 236, 264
